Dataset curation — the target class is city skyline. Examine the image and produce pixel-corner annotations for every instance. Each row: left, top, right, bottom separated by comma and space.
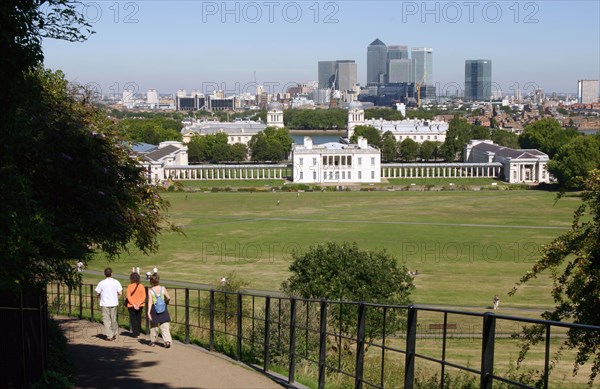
42, 1, 599, 97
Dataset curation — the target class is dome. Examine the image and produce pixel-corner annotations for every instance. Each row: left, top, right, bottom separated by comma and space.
349, 101, 363, 110
268, 101, 283, 110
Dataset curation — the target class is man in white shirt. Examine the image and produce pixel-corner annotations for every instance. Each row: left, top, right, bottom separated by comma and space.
95, 267, 123, 341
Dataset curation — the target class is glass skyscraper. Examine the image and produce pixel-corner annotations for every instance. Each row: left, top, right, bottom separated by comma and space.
411, 47, 433, 85
367, 38, 388, 85
464, 60, 492, 101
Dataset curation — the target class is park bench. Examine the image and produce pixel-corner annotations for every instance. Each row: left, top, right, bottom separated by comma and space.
428, 323, 457, 331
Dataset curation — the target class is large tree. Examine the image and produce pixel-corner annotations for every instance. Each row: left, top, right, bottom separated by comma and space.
440, 115, 471, 161
510, 170, 600, 386
519, 118, 580, 158
350, 125, 383, 147
548, 137, 600, 189
248, 127, 293, 162
1, 1, 177, 291
400, 138, 419, 162
282, 242, 414, 339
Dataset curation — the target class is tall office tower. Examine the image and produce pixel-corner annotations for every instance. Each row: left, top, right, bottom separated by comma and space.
318, 61, 337, 89
335, 60, 357, 91
147, 89, 159, 108
464, 59, 492, 101
388, 59, 413, 83
387, 45, 409, 60
411, 47, 433, 85
367, 38, 388, 85
578, 80, 599, 104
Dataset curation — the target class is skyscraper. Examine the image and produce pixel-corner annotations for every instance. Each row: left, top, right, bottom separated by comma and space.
335, 60, 357, 91
367, 38, 388, 85
411, 47, 433, 85
318, 60, 357, 91
578, 80, 599, 104
464, 60, 492, 101
388, 59, 413, 83
387, 45, 409, 60
318, 61, 337, 89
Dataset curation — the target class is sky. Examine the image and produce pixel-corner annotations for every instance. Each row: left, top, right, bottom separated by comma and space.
42, 1, 600, 98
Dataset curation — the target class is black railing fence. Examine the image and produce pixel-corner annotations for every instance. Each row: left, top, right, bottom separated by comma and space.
47, 283, 600, 389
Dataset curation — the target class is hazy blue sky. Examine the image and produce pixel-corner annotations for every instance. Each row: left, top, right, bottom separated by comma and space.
42, 1, 599, 97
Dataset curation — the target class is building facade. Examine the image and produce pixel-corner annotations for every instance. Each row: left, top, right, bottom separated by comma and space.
134, 141, 189, 183
293, 137, 381, 184
578, 80, 599, 104
181, 120, 266, 145
465, 60, 492, 101
411, 47, 433, 84
464, 140, 550, 183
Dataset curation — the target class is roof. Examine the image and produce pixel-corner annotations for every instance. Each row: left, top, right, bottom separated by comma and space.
182, 120, 266, 136
144, 145, 180, 161
369, 38, 386, 46
472, 142, 548, 160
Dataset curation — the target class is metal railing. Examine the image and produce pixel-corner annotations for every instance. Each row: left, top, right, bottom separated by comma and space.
47, 283, 600, 389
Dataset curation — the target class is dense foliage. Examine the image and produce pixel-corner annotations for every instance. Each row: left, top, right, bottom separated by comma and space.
350, 125, 383, 147
248, 127, 293, 162
117, 116, 182, 144
284, 108, 347, 129
364, 107, 404, 121
519, 118, 580, 158
510, 170, 600, 386
187, 132, 248, 163
548, 137, 600, 189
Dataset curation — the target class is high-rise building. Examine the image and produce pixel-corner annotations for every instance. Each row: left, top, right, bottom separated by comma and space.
367, 38, 388, 85
387, 45, 409, 61
578, 80, 599, 104
147, 89, 159, 108
318, 61, 337, 89
318, 60, 357, 91
388, 58, 413, 83
335, 60, 357, 91
464, 59, 492, 101
411, 47, 433, 85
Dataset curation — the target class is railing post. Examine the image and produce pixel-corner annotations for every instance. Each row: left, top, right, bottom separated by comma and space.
236, 293, 242, 361
90, 285, 94, 322
288, 298, 297, 385
56, 283, 61, 314
263, 295, 271, 372
78, 285, 83, 319
543, 324, 551, 389
404, 305, 417, 389
355, 302, 367, 389
145, 286, 150, 335
209, 290, 215, 351
318, 300, 328, 389
68, 286, 72, 317
480, 312, 496, 389
185, 288, 190, 344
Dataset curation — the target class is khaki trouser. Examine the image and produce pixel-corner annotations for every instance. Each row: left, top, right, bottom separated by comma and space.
101, 306, 119, 339
150, 322, 172, 344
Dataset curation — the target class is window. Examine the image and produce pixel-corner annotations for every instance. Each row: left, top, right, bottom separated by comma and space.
348, 171, 352, 179
334, 156, 340, 166
323, 156, 327, 166
313, 171, 317, 179
299, 171, 303, 179
335, 171, 339, 180
358, 171, 362, 179
358, 157, 362, 166
299, 158, 303, 166
371, 157, 375, 165
342, 171, 346, 179
347, 157, 352, 166
313, 158, 317, 166
371, 171, 375, 179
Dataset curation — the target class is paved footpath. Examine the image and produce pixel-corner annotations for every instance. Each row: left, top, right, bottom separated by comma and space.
56, 316, 283, 389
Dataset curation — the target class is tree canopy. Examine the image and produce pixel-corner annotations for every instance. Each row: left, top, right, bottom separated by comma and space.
1, 1, 177, 291
510, 171, 600, 386
248, 127, 293, 162
519, 118, 580, 158
284, 108, 347, 130
548, 137, 600, 189
350, 125, 383, 147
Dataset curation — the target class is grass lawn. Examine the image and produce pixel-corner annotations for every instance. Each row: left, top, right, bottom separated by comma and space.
85, 189, 580, 310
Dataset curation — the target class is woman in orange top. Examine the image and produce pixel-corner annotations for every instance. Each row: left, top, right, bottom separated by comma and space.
126, 272, 146, 338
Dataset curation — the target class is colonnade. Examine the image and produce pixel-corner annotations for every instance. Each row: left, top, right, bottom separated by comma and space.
380, 163, 503, 179
163, 164, 290, 180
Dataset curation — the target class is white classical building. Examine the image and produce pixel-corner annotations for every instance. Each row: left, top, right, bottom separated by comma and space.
267, 101, 285, 128
347, 101, 448, 143
292, 136, 381, 184
181, 120, 266, 145
133, 141, 189, 182
464, 140, 550, 183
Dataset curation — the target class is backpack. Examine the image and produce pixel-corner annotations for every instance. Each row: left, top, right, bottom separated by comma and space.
152, 287, 166, 314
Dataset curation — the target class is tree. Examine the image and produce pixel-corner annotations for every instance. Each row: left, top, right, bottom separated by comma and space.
510, 170, 600, 386
440, 115, 471, 161
1, 1, 177, 292
519, 118, 580, 158
547, 137, 600, 189
282, 242, 414, 339
350, 125, 382, 147
229, 143, 248, 162
492, 129, 520, 149
400, 138, 419, 162
419, 140, 437, 161
471, 125, 490, 140
248, 127, 293, 162
364, 107, 404, 121
381, 132, 399, 162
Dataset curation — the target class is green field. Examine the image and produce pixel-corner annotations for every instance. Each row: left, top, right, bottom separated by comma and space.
85, 189, 581, 310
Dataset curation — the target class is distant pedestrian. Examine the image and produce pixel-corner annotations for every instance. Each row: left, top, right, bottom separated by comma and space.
146, 271, 151, 281
76, 261, 84, 272
95, 268, 123, 341
493, 295, 500, 310
220, 276, 227, 286
277, 200, 280, 206
153, 266, 158, 274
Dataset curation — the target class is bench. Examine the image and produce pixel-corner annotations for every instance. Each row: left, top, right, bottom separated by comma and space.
429, 323, 457, 331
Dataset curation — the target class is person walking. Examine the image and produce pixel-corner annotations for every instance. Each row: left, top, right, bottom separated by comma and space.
147, 273, 172, 348
126, 272, 146, 338
493, 295, 500, 310
95, 267, 123, 341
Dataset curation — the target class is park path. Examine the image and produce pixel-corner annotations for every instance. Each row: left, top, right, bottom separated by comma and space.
56, 316, 284, 389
